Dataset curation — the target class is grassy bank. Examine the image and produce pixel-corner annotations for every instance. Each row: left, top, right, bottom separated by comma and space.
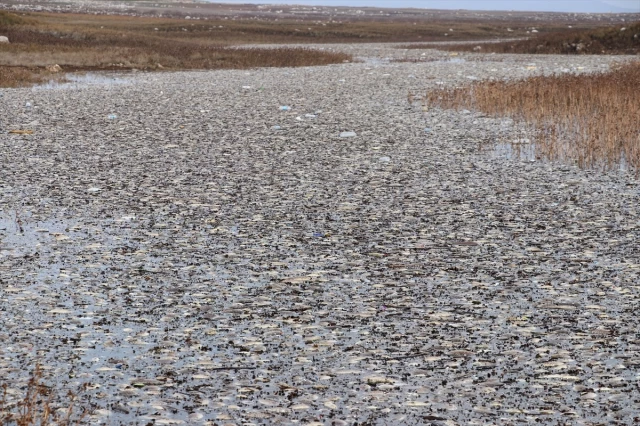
0, 65, 58, 87
0, 9, 612, 87
412, 22, 640, 54
423, 61, 640, 171
0, 9, 570, 46
0, 10, 356, 87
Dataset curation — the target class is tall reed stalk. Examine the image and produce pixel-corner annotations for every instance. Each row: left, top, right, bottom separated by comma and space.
0, 364, 86, 425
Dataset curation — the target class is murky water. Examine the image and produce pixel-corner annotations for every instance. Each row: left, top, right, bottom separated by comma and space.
2, 51, 639, 425
0, 213, 80, 258
489, 142, 632, 172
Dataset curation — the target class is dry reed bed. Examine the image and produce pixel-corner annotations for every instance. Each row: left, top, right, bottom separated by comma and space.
0, 365, 86, 426
424, 61, 640, 171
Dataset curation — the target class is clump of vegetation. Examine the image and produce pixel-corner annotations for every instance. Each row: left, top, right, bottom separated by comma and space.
0, 364, 87, 425
424, 61, 640, 171
420, 22, 640, 54
0, 10, 31, 26
0, 65, 57, 87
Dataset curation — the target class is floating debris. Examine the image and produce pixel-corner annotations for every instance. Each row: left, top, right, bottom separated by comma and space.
0, 45, 637, 426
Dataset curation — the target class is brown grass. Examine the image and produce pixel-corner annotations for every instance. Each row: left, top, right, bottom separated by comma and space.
0, 65, 50, 87
2, 10, 634, 87
0, 364, 87, 425
423, 62, 640, 172
0, 10, 354, 87
419, 22, 640, 54
0, 10, 567, 45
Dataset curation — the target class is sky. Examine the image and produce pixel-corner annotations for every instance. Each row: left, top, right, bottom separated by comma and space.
206, 0, 640, 13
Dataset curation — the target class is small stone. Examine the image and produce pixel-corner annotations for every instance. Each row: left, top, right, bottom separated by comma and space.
46, 64, 62, 73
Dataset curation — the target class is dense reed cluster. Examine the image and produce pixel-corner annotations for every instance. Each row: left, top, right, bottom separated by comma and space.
424, 62, 640, 171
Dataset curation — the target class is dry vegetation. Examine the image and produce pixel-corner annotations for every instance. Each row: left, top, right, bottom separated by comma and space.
0, 9, 607, 87
0, 365, 87, 426
0, 10, 355, 87
0, 9, 571, 45
413, 21, 640, 54
0, 65, 58, 87
424, 62, 640, 171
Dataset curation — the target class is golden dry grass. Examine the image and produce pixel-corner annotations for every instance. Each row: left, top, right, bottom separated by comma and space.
0, 364, 87, 426
424, 62, 640, 171
0, 65, 55, 87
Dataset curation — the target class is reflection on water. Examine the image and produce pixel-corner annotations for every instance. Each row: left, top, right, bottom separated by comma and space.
358, 57, 391, 65
32, 72, 131, 90
490, 141, 632, 172
0, 212, 80, 258
492, 142, 537, 161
